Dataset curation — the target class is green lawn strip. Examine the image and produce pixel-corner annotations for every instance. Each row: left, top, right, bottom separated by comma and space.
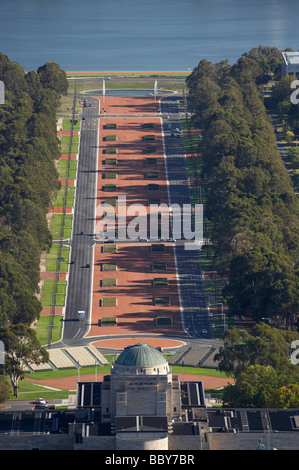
148, 183, 160, 191
9, 381, 71, 402
60, 134, 79, 154
101, 297, 117, 307
45, 245, 70, 272
152, 262, 167, 271
146, 158, 158, 165
104, 171, 117, 179
41, 281, 67, 307
146, 172, 159, 179
57, 158, 78, 176
101, 317, 117, 325
156, 317, 172, 326
104, 135, 117, 141
103, 184, 117, 192
57, 96, 81, 117
101, 278, 117, 287
102, 244, 117, 253
35, 315, 63, 346
52, 185, 75, 207
154, 297, 170, 306
153, 278, 168, 286
104, 158, 117, 165
49, 214, 73, 240
62, 118, 81, 131
102, 263, 117, 271
144, 146, 157, 154
104, 147, 117, 154
182, 134, 201, 154
151, 244, 165, 252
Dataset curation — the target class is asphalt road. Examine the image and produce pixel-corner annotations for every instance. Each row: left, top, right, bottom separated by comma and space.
160, 95, 212, 339
59, 96, 99, 345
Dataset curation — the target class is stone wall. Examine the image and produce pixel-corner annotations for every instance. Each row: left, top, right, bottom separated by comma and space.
209, 432, 299, 450
0, 434, 73, 450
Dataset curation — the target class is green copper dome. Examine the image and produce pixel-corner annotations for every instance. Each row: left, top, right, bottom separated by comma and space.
115, 343, 167, 368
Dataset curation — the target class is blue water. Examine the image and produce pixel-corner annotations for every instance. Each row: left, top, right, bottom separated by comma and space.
0, 0, 298, 72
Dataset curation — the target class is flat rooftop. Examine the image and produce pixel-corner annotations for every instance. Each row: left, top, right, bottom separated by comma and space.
282, 51, 299, 65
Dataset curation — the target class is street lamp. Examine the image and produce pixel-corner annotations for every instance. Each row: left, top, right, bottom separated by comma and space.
208, 303, 227, 330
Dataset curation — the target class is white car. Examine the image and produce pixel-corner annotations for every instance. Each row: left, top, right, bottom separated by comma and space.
201, 329, 208, 334
166, 238, 176, 242
35, 398, 47, 405
139, 238, 148, 242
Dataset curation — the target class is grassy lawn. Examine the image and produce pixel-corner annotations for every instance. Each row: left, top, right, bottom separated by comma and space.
105, 135, 117, 141
57, 96, 81, 117
35, 315, 63, 346
148, 183, 160, 191
45, 245, 70, 272
154, 297, 170, 306
151, 244, 165, 252
41, 281, 67, 307
102, 244, 117, 253
146, 158, 158, 165
52, 185, 75, 207
60, 134, 79, 154
152, 262, 167, 271
57, 158, 77, 179
101, 278, 117, 287
143, 134, 156, 141
103, 198, 117, 207
146, 172, 159, 179
153, 278, 168, 286
156, 316, 172, 326
144, 146, 157, 154
104, 147, 117, 154
62, 118, 81, 131
103, 184, 117, 192
102, 263, 117, 271
101, 298, 117, 307
104, 172, 117, 179
101, 317, 117, 326
49, 214, 73, 240
104, 158, 117, 165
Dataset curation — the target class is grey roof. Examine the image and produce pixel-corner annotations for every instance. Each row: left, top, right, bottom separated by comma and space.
114, 343, 168, 368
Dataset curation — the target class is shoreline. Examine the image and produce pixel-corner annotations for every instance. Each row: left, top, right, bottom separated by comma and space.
67, 70, 190, 76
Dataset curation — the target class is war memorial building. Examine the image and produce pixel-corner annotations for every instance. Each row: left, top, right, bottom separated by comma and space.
1, 343, 299, 450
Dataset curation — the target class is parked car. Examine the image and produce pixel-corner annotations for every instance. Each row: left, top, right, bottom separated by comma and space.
34, 398, 47, 405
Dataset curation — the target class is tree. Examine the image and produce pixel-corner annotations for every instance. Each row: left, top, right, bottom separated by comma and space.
0, 324, 49, 396
37, 62, 68, 95
0, 376, 11, 403
222, 365, 280, 407
266, 384, 299, 408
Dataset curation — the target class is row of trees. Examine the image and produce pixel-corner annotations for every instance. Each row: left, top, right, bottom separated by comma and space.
186, 46, 299, 327
0, 54, 68, 396
216, 324, 299, 408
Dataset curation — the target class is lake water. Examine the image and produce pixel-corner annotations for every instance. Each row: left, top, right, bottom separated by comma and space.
0, 0, 298, 72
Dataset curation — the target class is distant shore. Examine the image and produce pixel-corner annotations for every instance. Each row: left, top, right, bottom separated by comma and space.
66, 70, 191, 76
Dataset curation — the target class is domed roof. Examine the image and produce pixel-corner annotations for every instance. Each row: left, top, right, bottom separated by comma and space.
115, 343, 168, 368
